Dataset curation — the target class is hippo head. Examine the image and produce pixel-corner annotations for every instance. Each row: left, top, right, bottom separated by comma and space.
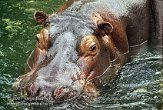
13, 11, 128, 103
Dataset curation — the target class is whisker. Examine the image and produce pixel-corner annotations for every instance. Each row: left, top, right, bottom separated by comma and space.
26, 49, 35, 71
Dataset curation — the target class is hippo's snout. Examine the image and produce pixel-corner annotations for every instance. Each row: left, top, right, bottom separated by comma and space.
13, 70, 86, 102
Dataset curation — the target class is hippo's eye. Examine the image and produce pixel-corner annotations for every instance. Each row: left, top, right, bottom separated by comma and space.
36, 34, 40, 43
89, 43, 97, 52
80, 35, 99, 57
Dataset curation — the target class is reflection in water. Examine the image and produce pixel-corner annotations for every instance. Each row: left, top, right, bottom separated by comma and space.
92, 47, 162, 110
0, 1, 162, 110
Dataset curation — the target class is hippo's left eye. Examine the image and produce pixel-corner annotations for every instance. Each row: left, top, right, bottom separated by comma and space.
80, 35, 100, 57
89, 43, 97, 52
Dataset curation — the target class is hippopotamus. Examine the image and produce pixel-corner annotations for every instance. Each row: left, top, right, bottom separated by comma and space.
13, 0, 162, 104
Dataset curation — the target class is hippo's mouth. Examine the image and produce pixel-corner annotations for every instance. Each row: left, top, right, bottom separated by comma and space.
13, 72, 98, 104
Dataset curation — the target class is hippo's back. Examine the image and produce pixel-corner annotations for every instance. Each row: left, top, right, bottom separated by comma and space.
64, 0, 150, 47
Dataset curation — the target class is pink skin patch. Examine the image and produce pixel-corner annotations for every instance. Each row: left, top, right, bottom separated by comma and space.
54, 87, 64, 96
29, 83, 37, 95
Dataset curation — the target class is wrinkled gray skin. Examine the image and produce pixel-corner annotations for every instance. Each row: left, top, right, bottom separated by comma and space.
34, 14, 95, 99
14, 11, 97, 102
13, 0, 161, 103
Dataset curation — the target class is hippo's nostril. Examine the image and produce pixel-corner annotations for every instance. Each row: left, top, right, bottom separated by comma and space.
28, 83, 39, 96
53, 87, 70, 98
53, 87, 80, 102
54, 87, 65, 97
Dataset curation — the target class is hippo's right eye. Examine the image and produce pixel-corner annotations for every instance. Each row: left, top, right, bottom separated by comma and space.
36, 34, 40, 42
35, 28, 52, 50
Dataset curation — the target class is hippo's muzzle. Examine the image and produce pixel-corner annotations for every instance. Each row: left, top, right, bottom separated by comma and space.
13, 67, 97, 103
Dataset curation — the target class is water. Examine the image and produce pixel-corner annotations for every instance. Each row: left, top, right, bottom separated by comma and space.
89, 46, 163, 110
0, 1, 162, 110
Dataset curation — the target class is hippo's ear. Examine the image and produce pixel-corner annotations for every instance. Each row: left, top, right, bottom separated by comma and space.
34, 11, 48, 25
96, 21, 113, 36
